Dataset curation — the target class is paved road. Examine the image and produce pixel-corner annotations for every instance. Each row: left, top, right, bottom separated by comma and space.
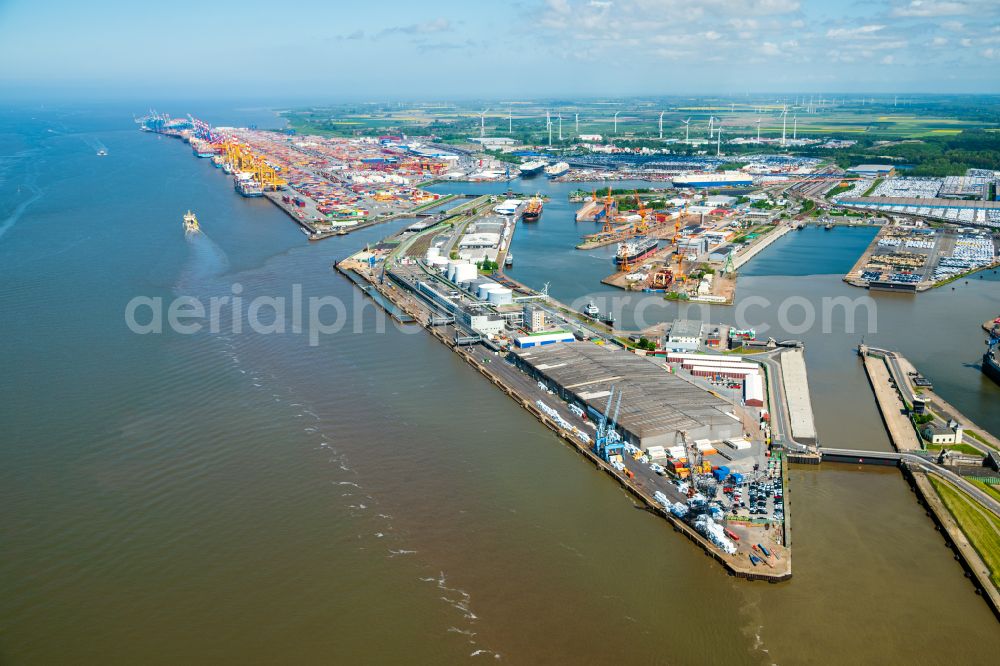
758, 350, 811, 453
904, 455, 1000, 517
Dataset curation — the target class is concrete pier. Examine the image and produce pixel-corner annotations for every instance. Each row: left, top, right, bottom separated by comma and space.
731, 224, 793, 270
860, 351, 922, 452
337, 259, 791, 582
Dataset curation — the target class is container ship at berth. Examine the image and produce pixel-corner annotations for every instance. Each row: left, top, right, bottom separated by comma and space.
544, 161, 570, 178
234, 172, 264, 197
190, 138, 216, 158
615, 236, 658, 267
672, 172, 753, 188
519, 160, 547, 177
522, 195, 543, 222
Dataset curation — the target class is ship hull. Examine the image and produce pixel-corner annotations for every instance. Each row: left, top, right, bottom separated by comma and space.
671, 179, 753, 188
522, 211, 540, 222
983, 353, 1000, 385
615, 243, 658, 267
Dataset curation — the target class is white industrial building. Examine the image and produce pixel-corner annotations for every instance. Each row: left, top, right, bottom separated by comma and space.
666, 320, 703, 351
743, 374, 764, 407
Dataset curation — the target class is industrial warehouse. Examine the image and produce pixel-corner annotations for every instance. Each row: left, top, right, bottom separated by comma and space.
511, 343, 744, 446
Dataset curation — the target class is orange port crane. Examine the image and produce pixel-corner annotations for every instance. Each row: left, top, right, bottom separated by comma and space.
600, 186, 617, 234
632, 190, 650, 234
221, 139, 287, 191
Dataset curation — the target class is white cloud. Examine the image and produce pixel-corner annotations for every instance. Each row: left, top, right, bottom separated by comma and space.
826, 25, 885, 38
931, 36, 949, 46
892, 1, 969, 17
759, 42, 782, 56
881, 55, 896, 64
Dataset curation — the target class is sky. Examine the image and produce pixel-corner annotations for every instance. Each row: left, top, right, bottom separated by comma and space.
1, 0, 999, 100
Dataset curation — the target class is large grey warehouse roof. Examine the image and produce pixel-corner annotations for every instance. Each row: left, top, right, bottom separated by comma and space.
512, 343, 742, 446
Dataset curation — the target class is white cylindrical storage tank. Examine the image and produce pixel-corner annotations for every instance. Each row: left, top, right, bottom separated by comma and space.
454, 263, 478, 283
447, 258, 463, 281
477, 282, 500, 300
430, 256, 449, 271
425, 246, 440, 261
488, 287, 513, 305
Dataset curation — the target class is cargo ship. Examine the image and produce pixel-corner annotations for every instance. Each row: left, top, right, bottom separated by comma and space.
183, 210, 200, 233
190, 138, 216, 158
672, 172, 753, 188
234, 172, 264, 197
583, 301, 600, 319
544, 161, 570, 178
983, 335, 1000, 385
522, 195, 543, 222
615, 236, 658, 267
518, 160, 547, 177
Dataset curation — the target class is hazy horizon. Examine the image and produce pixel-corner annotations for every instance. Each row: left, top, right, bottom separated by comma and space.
2, 0, 1000, 100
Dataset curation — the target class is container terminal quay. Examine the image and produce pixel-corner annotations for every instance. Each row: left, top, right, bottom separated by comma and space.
336, 193, 1000, 605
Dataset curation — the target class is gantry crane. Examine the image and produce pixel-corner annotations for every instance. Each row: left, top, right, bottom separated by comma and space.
594, 387, 625, 463
600, 186, 617, 234
633, 190, 650, 234
220, 139, 287, 191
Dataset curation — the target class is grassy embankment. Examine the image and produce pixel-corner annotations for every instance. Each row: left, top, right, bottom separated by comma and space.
928, 476, 1000, 589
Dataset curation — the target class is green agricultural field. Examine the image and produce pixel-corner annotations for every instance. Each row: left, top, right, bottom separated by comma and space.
281, 96, 1000, 172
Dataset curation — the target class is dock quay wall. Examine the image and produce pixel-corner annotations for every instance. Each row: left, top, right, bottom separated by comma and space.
336, 262, 791, 583
732, 224, 792, 270
902, 465, 1000, 622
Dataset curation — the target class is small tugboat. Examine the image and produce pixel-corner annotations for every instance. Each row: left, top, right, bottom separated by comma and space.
96, 149, 108, 157
183, 210, 200, 234
505, 253, 513, 268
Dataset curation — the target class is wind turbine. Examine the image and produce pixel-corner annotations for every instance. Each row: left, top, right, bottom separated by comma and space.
575, 113, 579, 133
730, 103, 735, 113
508, 107, 512, 133
755, 117, 762, 143
792, 115, 797, 140
558, 113, 563, 141
658, 111, 664, 140
708, 116, 715, 139
682, 117, 691, 144
716, 122, 723, 157
546, 110, 552, 146
780, 106, 788, 147
613, 111, 620, 134
480, 108, 489, 138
